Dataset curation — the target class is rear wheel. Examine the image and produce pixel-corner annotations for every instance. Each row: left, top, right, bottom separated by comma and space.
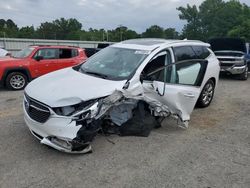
197, 79, 215, 108
6, 72, 28, 90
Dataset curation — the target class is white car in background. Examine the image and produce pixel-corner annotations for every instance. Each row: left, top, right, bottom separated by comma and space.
0, 47, 9, 57
23, 39, 220, 153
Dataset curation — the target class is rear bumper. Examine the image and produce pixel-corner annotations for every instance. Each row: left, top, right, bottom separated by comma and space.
220, 65, 247, 75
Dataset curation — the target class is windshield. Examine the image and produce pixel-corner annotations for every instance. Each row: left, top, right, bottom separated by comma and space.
14, 47, 35, 58
80, 47, 149, 80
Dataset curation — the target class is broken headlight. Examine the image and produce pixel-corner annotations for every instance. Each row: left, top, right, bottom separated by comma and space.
53, 99, 99, 119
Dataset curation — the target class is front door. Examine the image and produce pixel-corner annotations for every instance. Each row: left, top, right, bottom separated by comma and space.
31, 48, 58, 77
142, 49, 208, 122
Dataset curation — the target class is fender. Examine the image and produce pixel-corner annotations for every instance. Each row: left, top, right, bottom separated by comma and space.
2, 67, 33, 83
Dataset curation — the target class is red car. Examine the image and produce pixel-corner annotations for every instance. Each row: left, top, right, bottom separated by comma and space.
0, 45, 87, 90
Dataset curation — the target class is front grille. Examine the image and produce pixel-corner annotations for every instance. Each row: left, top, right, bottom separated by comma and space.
218, 58, 236, 62
24, 94, 50, 123
220, 63, 235, 67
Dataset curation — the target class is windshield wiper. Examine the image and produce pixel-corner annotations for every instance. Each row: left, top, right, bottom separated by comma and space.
84, 70, 109, 79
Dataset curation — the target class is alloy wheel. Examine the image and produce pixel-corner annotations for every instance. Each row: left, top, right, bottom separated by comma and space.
10, 75, 26, 89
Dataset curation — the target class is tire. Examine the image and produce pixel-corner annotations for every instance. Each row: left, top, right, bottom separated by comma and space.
197, 79, 215, 108
238, 67, 248, 80
5, 72, 28, 90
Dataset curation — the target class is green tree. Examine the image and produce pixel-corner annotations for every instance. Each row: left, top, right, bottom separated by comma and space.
142, 25, 165, 38
164, 28, 179, 39
198, 0, 225, 38
18, 26, 35, 38
0, 19, 18, 38
36, 18, 82, 40
177, 0, 250, 41
36, 22, 57, 39
53, 18, 82, 39
177, 5, 202, 40
228, 19, 250, 40
124, 29, 138, 40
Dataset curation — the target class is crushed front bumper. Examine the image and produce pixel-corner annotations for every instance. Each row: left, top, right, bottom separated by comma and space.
23, 104, 91, 153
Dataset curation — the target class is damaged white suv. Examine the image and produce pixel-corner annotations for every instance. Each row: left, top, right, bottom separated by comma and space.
23, 39, 220, 153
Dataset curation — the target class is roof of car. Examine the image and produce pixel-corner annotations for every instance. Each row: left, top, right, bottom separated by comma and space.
112, 38, 209, 51
29, 45, 80, 49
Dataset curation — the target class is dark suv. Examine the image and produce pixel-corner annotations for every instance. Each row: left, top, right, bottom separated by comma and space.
209, 38, 248, 80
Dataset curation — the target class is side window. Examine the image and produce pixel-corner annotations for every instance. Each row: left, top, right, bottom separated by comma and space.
174, 46, 196, 61
175, 62, 201, 85
59, 49, 73, 59
72, 49, 79, 57
34, 49, 57, 60
143, 51, 171, 82
147, 60, 207, 86
192, 46, 210, 59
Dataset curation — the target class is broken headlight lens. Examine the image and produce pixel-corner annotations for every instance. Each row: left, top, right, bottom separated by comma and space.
72, 101, 99, 119
53, 99, 98, 118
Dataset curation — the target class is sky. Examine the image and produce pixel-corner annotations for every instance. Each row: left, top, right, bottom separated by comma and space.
0, 0, 249, 33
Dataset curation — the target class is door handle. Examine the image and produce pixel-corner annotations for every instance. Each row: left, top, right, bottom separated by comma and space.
183, 93, 195, 98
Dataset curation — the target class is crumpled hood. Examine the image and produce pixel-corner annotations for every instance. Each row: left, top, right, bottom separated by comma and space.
25, 68, 127, 107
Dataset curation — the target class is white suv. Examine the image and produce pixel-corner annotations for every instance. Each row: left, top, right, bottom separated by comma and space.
23, 39, 220, 153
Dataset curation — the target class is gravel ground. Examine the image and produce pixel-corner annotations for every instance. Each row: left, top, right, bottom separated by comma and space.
0, 75, 249, 188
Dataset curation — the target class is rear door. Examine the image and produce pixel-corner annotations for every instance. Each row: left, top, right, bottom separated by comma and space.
141, 47, 208, 122
57, 48, 80, 70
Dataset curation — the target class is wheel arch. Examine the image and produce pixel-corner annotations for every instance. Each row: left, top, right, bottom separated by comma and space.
3, 68, 32, 85
209, 77, 216, 87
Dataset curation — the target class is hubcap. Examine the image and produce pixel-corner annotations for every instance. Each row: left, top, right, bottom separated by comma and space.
202, 83, 214, 105
10, 75, 25, 89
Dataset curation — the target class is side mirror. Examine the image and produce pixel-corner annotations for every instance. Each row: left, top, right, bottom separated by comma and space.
34, 55, 44, 61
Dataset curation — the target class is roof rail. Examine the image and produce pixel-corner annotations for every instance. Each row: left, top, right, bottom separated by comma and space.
29, 44, 80, 48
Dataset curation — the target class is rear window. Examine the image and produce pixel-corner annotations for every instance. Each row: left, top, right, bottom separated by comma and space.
59, 49, 78, 59
174, 46, 196, 61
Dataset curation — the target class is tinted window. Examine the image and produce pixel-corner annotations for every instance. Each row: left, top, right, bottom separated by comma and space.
174, 46, 196, 61
192, 46, 210, 59
34, 49, 57, 59
59, 49, 72, 59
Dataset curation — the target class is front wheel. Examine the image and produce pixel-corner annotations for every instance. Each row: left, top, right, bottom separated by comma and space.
6, 72, 28, 90
238, 67, 248, 80
197, 80, 215, 108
